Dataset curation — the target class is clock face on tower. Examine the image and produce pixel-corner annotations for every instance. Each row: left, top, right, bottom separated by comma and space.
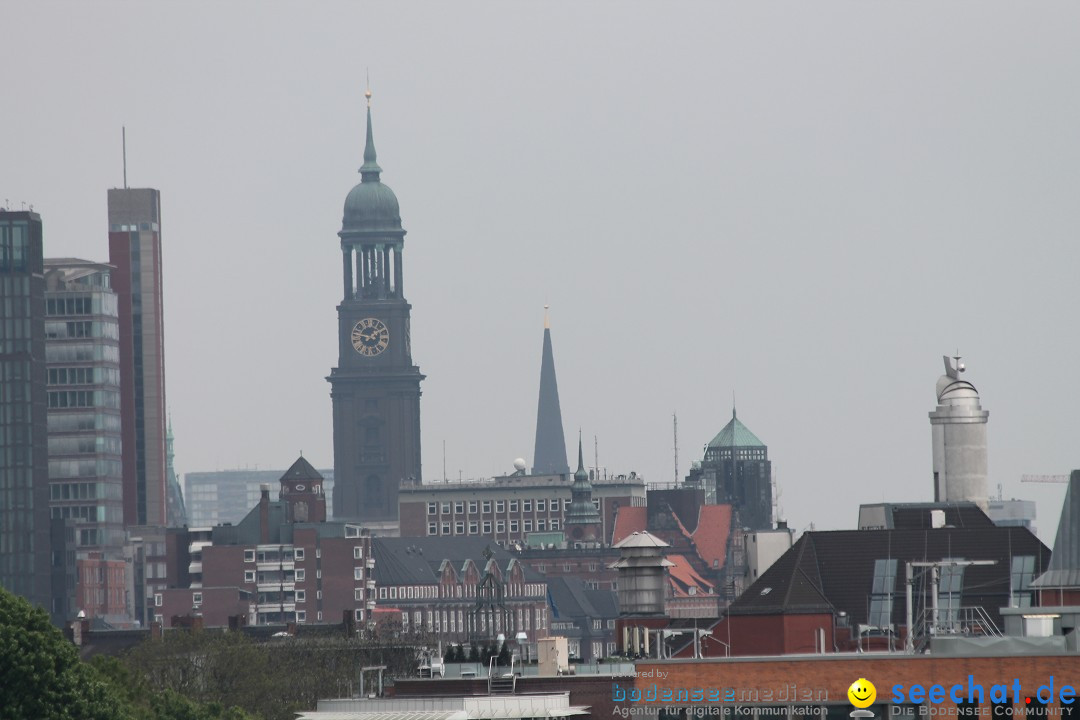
352, 318, 390, 357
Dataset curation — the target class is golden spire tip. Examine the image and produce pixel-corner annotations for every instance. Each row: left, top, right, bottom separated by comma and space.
543, 305, 550, 329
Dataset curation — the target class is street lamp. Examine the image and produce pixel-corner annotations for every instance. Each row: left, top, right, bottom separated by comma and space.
904, 559, 996, 653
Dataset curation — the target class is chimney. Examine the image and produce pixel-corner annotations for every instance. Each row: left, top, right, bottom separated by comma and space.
260, 484, 271, 544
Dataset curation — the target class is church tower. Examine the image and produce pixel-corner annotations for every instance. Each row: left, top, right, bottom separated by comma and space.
532, 308, 569, 475
328, 91, 424, 525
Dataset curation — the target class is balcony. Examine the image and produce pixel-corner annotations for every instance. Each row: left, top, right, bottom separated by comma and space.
187, 561, 202, 575
366, 600, 376, 610
366, 579, 376, 591
366, 558, 375, 569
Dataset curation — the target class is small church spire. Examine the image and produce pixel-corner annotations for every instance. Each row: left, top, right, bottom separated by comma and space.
360, 87, 382, 182
576, 430, 586, 479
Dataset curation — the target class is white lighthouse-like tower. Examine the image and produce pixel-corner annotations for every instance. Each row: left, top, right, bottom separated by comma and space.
929, 355, 989, 510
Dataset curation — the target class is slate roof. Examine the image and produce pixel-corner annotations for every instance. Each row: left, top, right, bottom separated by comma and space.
1033, 470, 1080, 589
707, 410, 765, 448
666, 554, 715, 596
730, 526, 1051, 630
546, 575, 618, 621
372, 537, 544, 586
866, 502, 996, 530
281, 456, 324, 482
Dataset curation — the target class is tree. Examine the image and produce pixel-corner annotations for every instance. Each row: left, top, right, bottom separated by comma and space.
497, 641, 511, 667
0, 587, 129, 720
468, 643, 480, 663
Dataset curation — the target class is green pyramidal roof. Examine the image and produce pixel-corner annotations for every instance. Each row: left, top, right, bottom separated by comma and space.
707, 409, 765, 448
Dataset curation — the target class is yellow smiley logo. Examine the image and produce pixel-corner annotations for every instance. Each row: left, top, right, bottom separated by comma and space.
848, 678, 877, 708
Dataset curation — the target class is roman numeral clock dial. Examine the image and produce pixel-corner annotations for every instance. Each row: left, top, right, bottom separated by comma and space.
351, 318, 390, 357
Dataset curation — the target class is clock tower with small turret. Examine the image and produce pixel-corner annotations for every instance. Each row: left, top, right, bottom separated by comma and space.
328, 91, 424, 525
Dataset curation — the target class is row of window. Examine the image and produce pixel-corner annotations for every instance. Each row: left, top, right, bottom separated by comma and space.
47, 410, 121, 433
45, 343, 119, 364
48, 366, 120, 387
45, 294, 116, 317
44, 320, 119, 341
48, 389, 121, 409
428, 498, 593, 515
48, 434, 122, 457
242, 546, 364, 563
428, 518, 562, 536
377, 582, 542, 601
49, 481, 122, 501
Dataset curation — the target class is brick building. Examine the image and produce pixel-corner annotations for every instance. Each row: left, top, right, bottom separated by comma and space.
370, 536, 549, 644
159, 458, 374, 628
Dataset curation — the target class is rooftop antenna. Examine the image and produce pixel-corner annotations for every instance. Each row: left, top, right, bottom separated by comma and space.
122, 126, 128, 189
594, 434, 599, 482
673, 412, 679, 483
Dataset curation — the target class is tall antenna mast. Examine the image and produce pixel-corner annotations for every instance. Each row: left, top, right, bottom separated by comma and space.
673, 412, 679, 483
594, 435, 599, 481
122, 126, 128, 189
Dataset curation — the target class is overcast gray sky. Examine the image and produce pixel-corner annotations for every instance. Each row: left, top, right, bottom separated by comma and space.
4, 1, 1078, 545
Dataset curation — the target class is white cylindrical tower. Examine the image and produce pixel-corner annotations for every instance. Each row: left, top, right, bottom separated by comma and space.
929, 355, 989, 510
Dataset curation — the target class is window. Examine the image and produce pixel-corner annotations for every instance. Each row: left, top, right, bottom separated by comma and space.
441, 502, 451, 514
509, 520, 519, 533
244, 550, 255, 562
355, 609, 365, 622
428, 522, 437, 535
550, 520, 559, 530
456, 521, 465, 535
244, 570, 255, 583
455, 502, 464, 514
938, 559, 966, 630
868, 559, 897, 628
1011, 556, 1036, 608
355, 588, 365, 601
428, 502, 437, 515
523, 500, 532, 512
483, 521, 492, 534
442, 522, 451, 535
469, 501, 478, 514
294, 548, 304, 561
564, 564, 572, 572
354, 567, 364, 580
390, 587, 397, 599
564, 498, 572, 510
592, 499, 601, 510
379, 587, 387, 599
496, 521, 505, 533
297, 611, 307, 622
316, 548, 321, 559
537, 500, 546, 512
317, 590, 322, 600
496, 500, 505, 513
295, 569, 306, 581
469, 522, 478, 535
193, 592, 203, 605
537, 520, 546, 531
482, 500, 492, 513
509, 500, 519, 512
524, 520, 533, 532
154, 593, 162, 607
296, 590, 306, 602
353, 546, 363, 559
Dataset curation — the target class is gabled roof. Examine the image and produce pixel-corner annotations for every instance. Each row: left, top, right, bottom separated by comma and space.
691, 505, 733, 571
612, 530, 669, 549
372, 537, 543, 586
280, 456, 323, 482
611, 506, 647, 545
1034, 470, 1080, 589
731, 527, 1051, 630
707, 410, 764, 449
666, 554, 715, 596
546, 576, 618, 621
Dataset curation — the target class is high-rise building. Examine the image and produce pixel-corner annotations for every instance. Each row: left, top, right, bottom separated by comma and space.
329, 94, 423, 525
108, 188, 168, 527
43, 259, 129, 622
685, 408, 773, 531
532, 312, 569, 475
930, 355, 989, 510
43, 259, 125, 550
0, 210, 52, 614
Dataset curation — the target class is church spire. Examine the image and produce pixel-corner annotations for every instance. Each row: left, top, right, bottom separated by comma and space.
360, 88, 382, 182
533, 308, 569, 475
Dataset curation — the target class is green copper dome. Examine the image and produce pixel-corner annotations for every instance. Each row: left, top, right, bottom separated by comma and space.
341, 104, 404, 234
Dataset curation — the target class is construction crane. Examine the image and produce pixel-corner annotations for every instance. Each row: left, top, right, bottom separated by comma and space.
1021, 474, 1069, 484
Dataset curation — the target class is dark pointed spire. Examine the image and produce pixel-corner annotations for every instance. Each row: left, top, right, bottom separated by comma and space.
575, 431, 587, 482
360, 89, 382, 182
533, 307, 569, 475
